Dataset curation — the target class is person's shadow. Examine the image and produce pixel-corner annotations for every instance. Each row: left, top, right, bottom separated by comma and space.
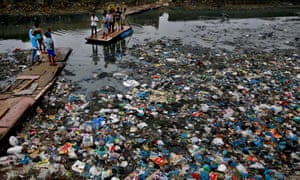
103, 43, 115, 68
103, 39, 127, 68
114, 39, 127, 61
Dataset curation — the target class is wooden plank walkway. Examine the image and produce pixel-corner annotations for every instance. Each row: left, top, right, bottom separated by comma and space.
0, 47, 72, 141
126, 3, 166, 15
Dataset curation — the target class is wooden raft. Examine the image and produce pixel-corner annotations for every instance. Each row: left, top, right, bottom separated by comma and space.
85, 26, 132, 43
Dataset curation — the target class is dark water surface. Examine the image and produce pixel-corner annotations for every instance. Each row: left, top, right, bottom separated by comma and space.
0, 7, 299, 96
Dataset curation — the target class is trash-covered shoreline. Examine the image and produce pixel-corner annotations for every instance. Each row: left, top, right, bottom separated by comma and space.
0, 37, 299, 179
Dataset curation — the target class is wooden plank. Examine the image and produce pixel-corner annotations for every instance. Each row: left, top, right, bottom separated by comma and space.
0, 104, 9, 119
20, 68, 47, 76
0, 121, 10, 128
36, 66, 60, 87
34, 77, 56, 100
0, 95, 11, 100
85, 26, 131, 43
1, 84, 12, 93
14, 83, 38, 96
0, 97, 35, 137
19, 79, 34, 91
9, 79, 24, 91
12, 79, 34, 94
55, 47, 72, 62
16, 75, 40, 80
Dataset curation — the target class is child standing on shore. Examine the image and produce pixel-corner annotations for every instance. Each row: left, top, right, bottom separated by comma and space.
44, 32, 57, 66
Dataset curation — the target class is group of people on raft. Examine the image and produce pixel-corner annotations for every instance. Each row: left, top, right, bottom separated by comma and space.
90, 6, 127, 39
28, 6, 127, 66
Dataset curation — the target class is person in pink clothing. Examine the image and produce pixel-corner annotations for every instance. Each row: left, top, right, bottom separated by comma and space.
102, 10, 109, 39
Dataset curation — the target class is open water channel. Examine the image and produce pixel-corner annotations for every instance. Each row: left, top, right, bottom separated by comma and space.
0, 7, 299, 96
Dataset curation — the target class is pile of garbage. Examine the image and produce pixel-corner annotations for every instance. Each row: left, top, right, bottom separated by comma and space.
0, 49, 30, 84
0, 39, 299, 179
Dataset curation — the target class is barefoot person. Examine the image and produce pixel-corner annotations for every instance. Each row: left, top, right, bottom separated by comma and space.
114, 7, 122, 32
108, 8, 115, 33
102, 11, 109, 39
90, 12, 99, 37
44, 32, 57, 66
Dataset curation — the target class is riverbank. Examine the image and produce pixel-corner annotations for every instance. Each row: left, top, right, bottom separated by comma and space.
0, 1, 299, 17
0, 2, 164, 17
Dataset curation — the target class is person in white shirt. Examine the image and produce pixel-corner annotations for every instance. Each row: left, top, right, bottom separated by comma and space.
90, 13, 99, 37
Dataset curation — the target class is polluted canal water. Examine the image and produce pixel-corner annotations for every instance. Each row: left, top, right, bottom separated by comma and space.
0, 7, 300, 179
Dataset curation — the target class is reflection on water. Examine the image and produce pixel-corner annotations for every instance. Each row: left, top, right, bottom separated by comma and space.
103, 39, 127, 68
0, 13, 91, 40
90, 39, 127, 68
103, 40, 125, 68
2, 6, 298, 40
91, 44, 100, 65
0, 7, 299, 95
